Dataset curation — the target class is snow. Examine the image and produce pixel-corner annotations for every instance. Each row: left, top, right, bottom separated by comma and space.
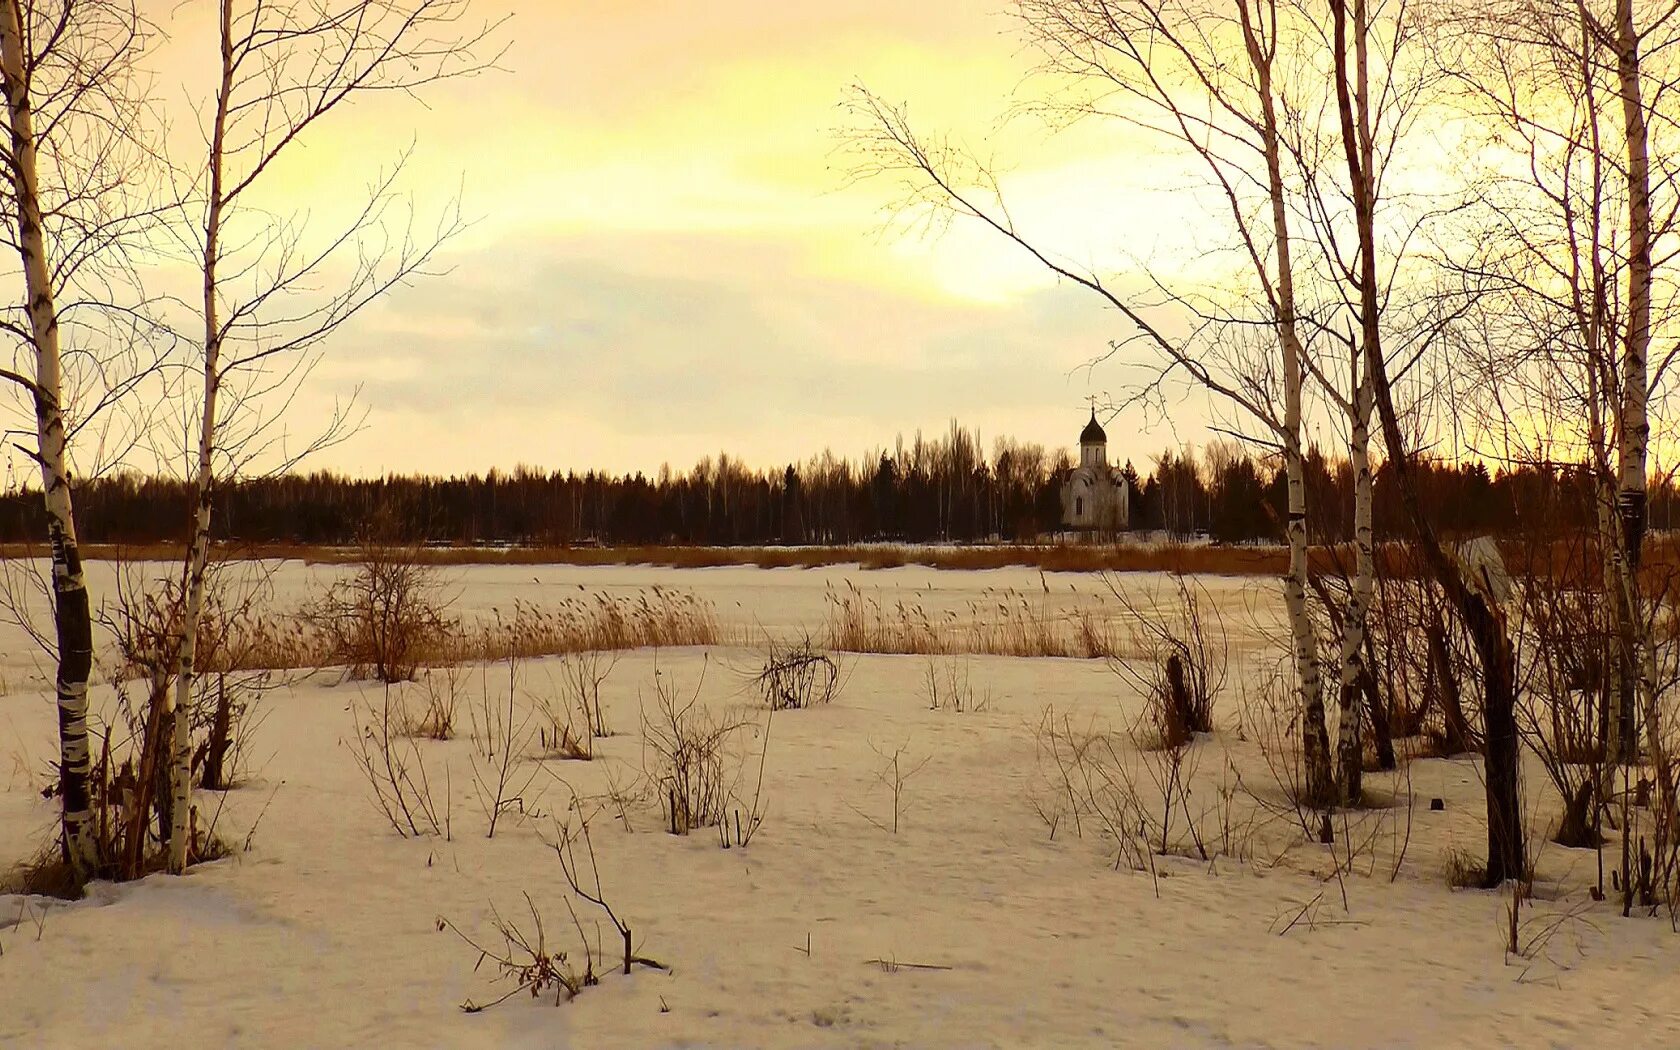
4, 563, 1679, 1048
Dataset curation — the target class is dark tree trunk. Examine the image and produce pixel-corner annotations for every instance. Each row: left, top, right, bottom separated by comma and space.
202, 675, 234, 791
1428, 616, 1472, 756
1361, 657, 1395, 771
1555, 780, 1600, 849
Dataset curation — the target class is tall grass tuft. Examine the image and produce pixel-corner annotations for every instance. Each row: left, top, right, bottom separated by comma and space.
823, 580, 1120, 659
201, 587, 722, 675
455, 590, 720, 663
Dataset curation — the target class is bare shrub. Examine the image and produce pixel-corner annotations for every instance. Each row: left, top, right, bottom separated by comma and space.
1366, 568, 1475, 757
1108, 572, 1225, 749
530, 647, 619, 761
1238, 664, 1330, 842
557, 648, 617, 737
192, 672, 269, 791
16, 560, 275, 890
923, 654, 989, 712
23, 707, 236, 893
1029, 708, 1089, 841
639, 658, 748, 835
552, 817, 667, 973
726, 708, 772, 849
103, 561, 277, 793
1611, 562, 1680, 922
1032, 704, 1245, 877
407, 664, 466, 741
1035, 711, 1153, 875
441, 895, 595, 1010
849, 739, 930, 834
469, 655, 543, 838
348, 688, 451, 838
1513, 537, 1611, 849
440, 814, 666, 1012
303, 539, 452, 683
598, 763, 648, 834
754, 634, 840, 711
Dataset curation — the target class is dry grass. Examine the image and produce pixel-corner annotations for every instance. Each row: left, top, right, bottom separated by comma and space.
0, 539, 1297, 574
404, 665, 466, 740
24, 536, 1680, 581
1443, 847, 1490, 889
922, 654, 991, 713
1110, 574, 1226, 749
450, 592, 720, 663
824, 581, 1121, 659
1, 848, 87, 899
181, 588, 722, 675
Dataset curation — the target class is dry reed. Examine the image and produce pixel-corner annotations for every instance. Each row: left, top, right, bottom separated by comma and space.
189, 588, 722, 674
21, 536, 1680, 580
823, 581, 1122, 659
0, 539, 1290, 574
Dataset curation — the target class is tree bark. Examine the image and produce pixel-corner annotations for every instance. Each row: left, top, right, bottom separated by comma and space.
1609, 0, 1677, 813
1329, 0, 1521, 882
1613, 0, 1651, 592
1335, 375, 1375, 803
1597, 0, 1649, 781
1427, 613, 1471, 756
1240, 2, 1332, 807
0, 0, 98, 882
170, 0, 235, 874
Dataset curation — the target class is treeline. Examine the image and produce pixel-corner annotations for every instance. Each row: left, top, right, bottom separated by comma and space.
3, 426, 1674, 548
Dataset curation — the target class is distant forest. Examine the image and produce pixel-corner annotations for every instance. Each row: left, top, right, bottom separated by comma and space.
2, 423, 1672, 548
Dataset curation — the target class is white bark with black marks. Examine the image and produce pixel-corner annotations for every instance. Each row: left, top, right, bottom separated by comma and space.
1334, 376, 1374, 805
169, 0, 237, 875
0, 0, 98, 880
1240, 2, 1331, 806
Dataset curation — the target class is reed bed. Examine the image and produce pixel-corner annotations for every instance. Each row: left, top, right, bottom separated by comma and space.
447, 590, 722, 663
203, 587, 723, 674
823, 581, 1126, 659
4, 540, 1285, 574
17, 536, 1680, 580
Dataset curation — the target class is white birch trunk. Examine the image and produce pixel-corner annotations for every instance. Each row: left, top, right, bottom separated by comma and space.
1335, 376, 1375, 804
0, 0, 98, 880
1614, 0, 1651, 579
168, 0, 235, 874
1611, 0, 1674, 825
1246, 9, 1332, 804
1331, 0, 1380, 805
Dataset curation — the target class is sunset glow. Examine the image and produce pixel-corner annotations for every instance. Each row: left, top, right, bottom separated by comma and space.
129, 0, 1218, 478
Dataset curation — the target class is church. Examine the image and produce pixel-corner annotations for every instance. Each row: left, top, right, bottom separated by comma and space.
1060, 410, 1131, 533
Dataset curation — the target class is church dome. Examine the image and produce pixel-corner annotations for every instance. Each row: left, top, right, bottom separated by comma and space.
1080, 410, 1107, 444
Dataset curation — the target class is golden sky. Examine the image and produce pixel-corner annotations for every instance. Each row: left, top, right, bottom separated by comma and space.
134, 0, 1222, 478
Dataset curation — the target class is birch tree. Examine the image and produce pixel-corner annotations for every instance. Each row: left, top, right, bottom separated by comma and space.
0, 0, 162, 884
164, 0, 500, 872
1592, 0, 1680, 882
1449, 0, 1680, 878
1323, 0, 1527, 885
847, 0, 1345, 808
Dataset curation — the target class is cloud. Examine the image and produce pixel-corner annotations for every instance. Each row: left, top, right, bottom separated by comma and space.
300, 228, 1214, 475
132, 0, 1233, 480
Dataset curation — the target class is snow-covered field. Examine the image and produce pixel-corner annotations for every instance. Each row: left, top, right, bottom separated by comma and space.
3, 562, 1679, 1048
